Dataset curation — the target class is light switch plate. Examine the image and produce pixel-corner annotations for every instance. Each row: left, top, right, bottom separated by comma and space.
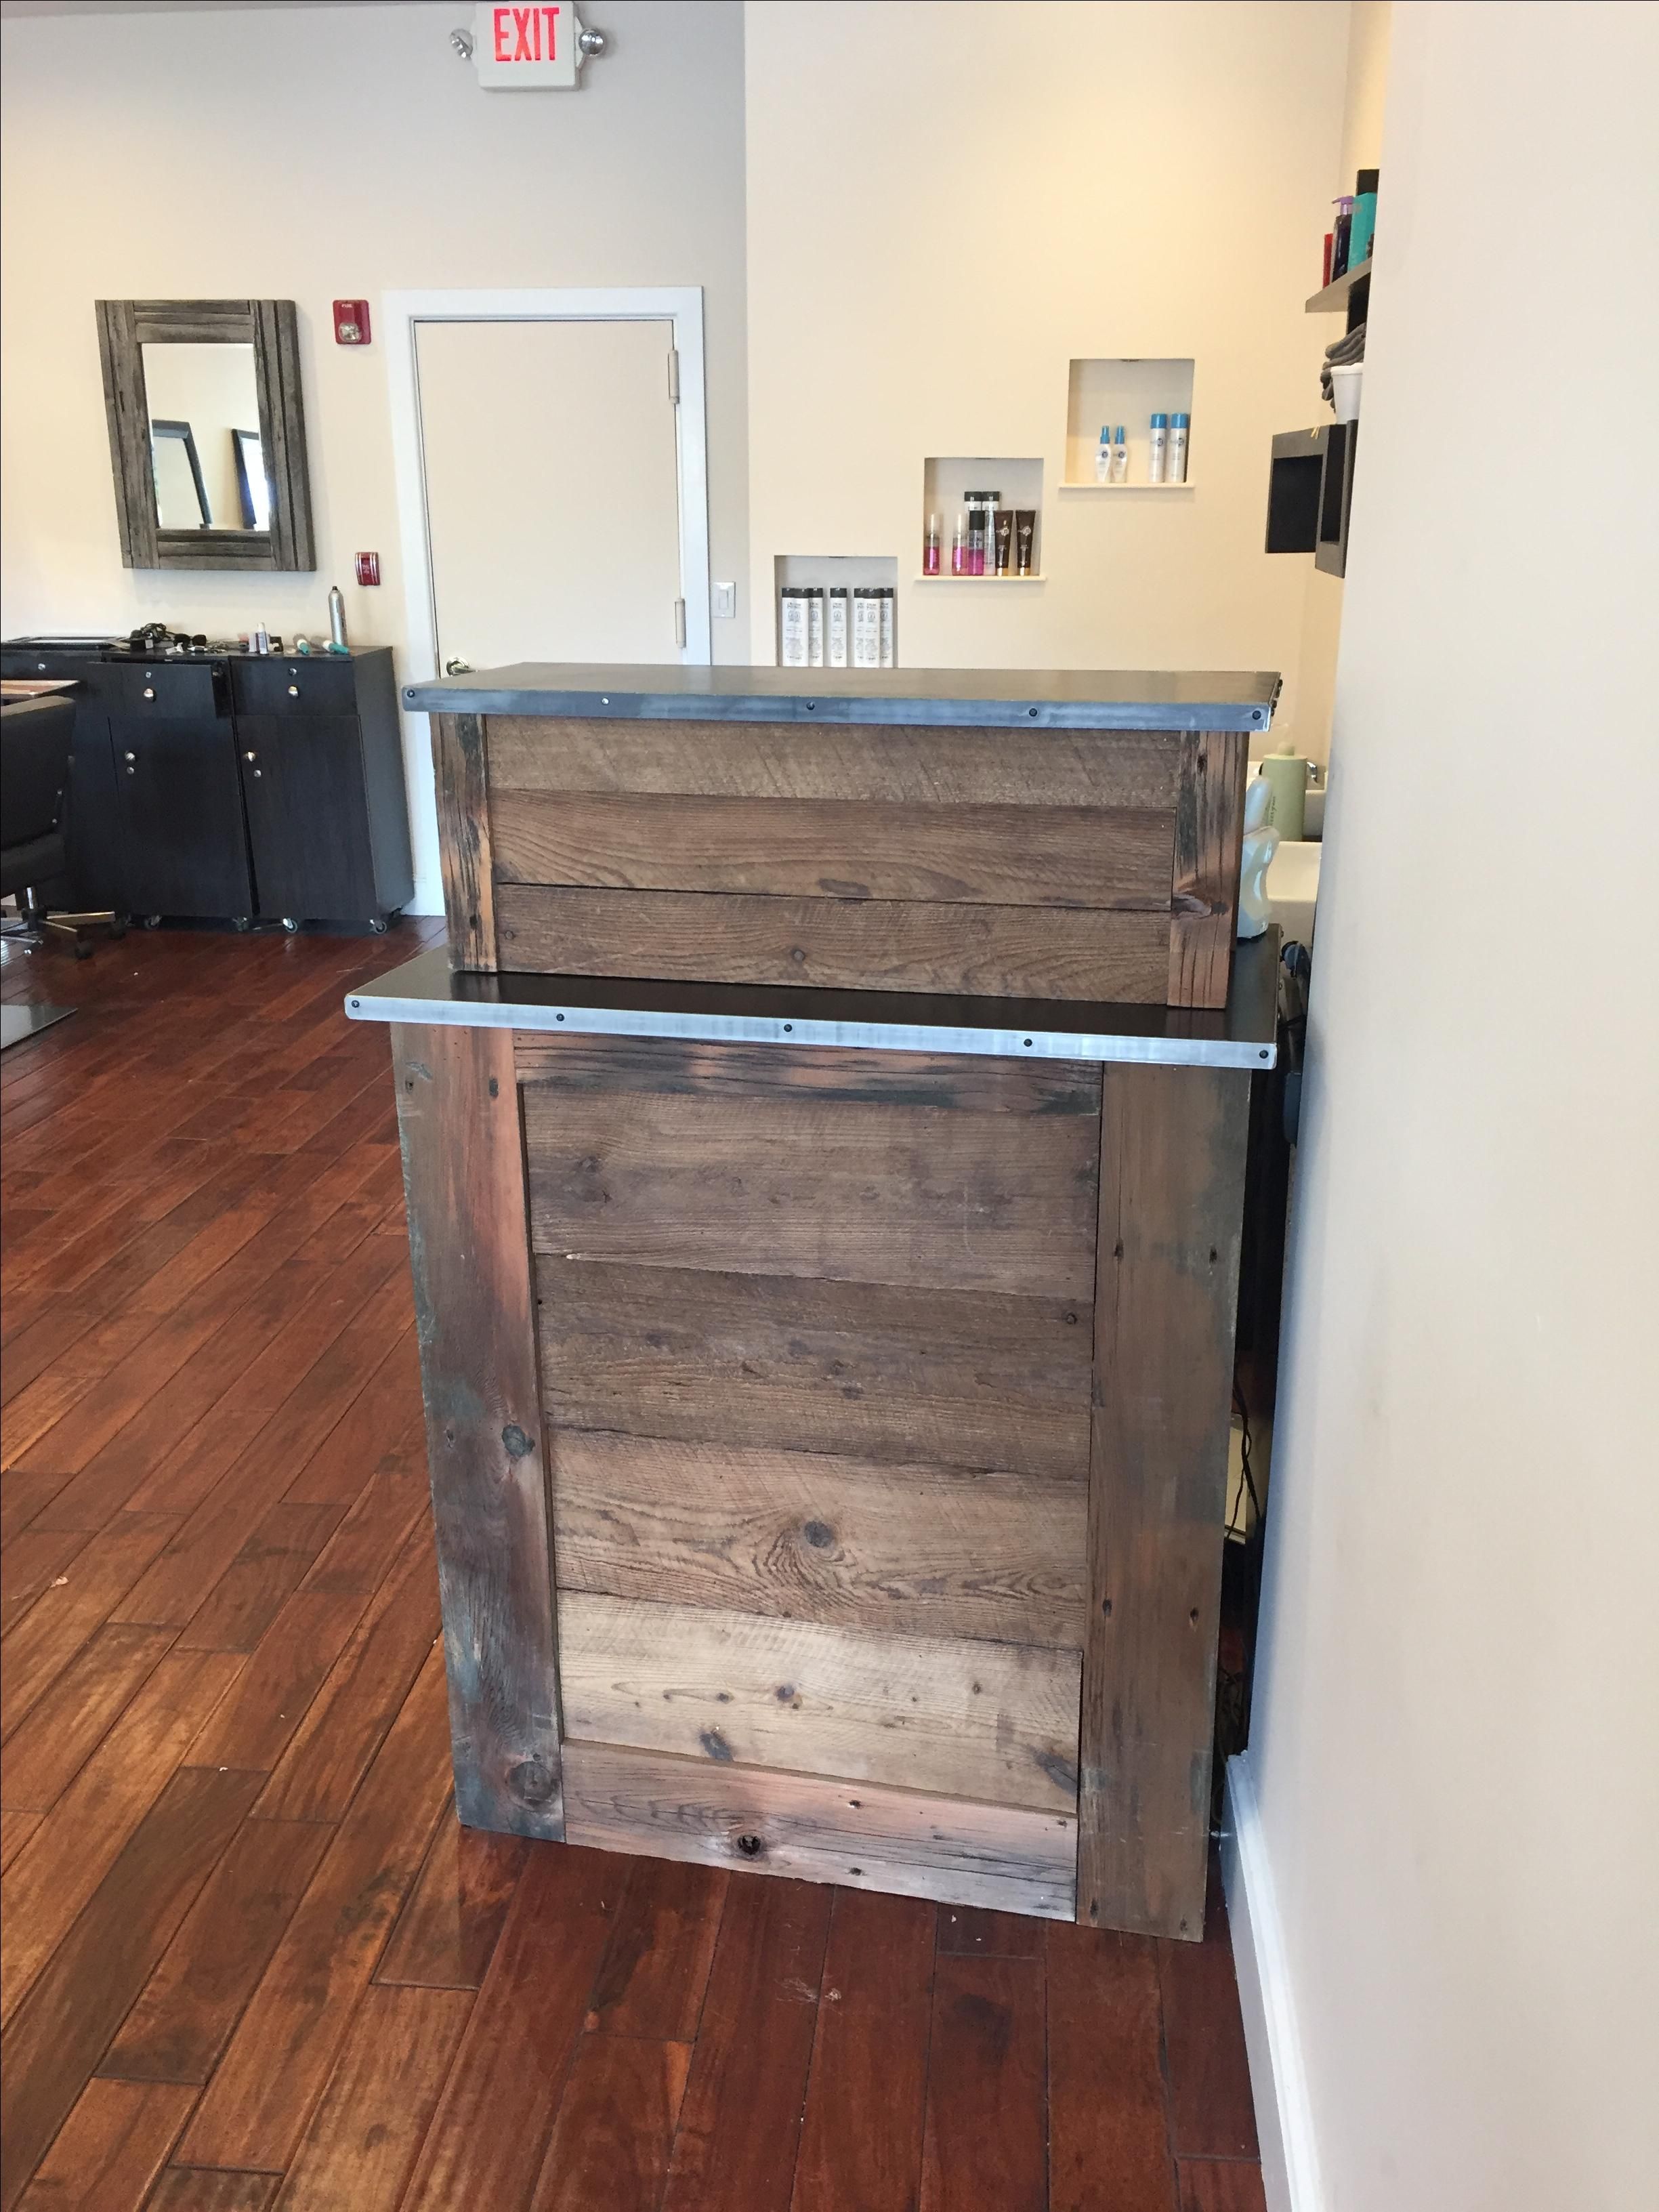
712, 581, 736, 619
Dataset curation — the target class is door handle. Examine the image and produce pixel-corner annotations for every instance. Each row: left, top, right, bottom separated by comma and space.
444, 658, 473, 675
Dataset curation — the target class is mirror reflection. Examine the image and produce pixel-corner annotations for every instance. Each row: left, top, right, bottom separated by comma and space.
142, 341, 264, 530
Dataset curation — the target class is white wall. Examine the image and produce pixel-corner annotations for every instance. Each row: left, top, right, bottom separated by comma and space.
0, 0, 750, 911
1248, 5, 1659, 2205
743, 1, 1349, 750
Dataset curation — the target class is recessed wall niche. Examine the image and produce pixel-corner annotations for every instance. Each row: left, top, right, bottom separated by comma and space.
1062, 358, 1196, 489
919, 457, 1044, 581
773, 553, 899, 668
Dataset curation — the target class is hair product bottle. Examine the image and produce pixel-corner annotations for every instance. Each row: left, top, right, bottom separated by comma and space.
1095, 427, 1112, 483
1148, 413, 1169, 484
1167, 413, 1190, 483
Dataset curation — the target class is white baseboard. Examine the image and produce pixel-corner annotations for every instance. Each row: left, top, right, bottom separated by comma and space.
1221, 1752, 1324, 2212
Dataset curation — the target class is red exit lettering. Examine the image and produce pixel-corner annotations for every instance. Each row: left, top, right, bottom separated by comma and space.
492, 5, 560, 62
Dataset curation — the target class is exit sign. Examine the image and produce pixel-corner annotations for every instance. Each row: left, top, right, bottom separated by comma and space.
471, 3, 577, 88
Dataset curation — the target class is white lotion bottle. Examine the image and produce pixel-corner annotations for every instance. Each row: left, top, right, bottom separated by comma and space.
1095, 427, 1112, 483
1148, 413, 1169, 484
1167, 412, 1190, 484
1111, 425, 1129, 483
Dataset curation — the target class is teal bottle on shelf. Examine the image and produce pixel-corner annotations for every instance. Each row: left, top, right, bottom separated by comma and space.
1349, 167, 1379, 268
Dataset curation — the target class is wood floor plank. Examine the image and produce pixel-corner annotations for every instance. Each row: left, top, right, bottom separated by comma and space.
529, 2034, 691, 2212
1048, 1925, 1179, 2212
12, 2077, 196, 2212
1175, 2160, 1269, 2211
172, 1502, 349, 1656
0, 1469, 73, 1545
287, 1434, 426, 1601
250, 1524, 439, 1821
374, 1810, 528, 1992
937, 1903, 1046, 1959
0, 1515, 182, 1742
919, 1953, 1047, 2212
398, 1842, 629, 2212
172, 1648, 450, 2174
100, 1818, 337, 2087
0, 1526, 91, 1638
182, 1591, 373, 1776
660, 1875, 832, 2212
0, 1810, 44, 1873
1, 1621, 177, 1813
266, 1983, 474, 2212
583, 1854, 729, 2043
144, 2172, 282, 2212
0, 1651, 246, 2026
791, 1887, 934, 2212
1156, 1874, 1259, 2162
0, 1764, 262, 2211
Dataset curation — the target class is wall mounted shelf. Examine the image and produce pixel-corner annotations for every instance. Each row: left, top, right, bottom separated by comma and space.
1305, 257, 1372, 312
922, 456, 1043, 579
1064, 358, 1195, 489
913, 573, 1046, 584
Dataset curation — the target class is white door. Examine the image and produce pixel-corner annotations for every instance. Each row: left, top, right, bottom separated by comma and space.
413, 317, 686, 673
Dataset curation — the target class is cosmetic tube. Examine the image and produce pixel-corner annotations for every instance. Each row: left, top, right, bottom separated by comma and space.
1013, 509, 1036, 577
994, 509, 1013, 576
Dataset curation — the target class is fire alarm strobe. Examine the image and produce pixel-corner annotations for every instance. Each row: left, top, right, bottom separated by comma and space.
333, 300, 371, 346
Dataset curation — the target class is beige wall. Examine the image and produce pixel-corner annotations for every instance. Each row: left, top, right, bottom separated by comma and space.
0, 0, 750, 909
743, 1, 1349, 751
1251, 4, 1659, 2205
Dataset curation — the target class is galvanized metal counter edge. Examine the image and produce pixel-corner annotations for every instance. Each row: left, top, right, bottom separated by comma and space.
345, 947, 1278, 1070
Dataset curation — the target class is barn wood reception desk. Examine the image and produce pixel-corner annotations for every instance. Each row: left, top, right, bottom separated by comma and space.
353, 663, 1280, 1940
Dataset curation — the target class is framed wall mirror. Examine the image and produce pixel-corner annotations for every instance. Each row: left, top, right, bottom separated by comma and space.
95, 299, 314, 570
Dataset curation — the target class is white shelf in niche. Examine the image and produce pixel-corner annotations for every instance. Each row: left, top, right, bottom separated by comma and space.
921, 455, 1043, 581
772, 553, 899, 667
1063, 357, 1196, 490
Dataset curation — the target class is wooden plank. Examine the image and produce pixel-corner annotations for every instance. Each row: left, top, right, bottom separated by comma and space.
398, 1842, 628, 2212
98, 1818, 335, 2087
1, 1515, 180, 1742
0, 1812, 43, 1874
1176, 2160, 1269, 2211
1078, 1066, 1250, 1940
1157, 1870, 1259, 2158
12, 2077, 194, 2212
0, 1764, 261, 2211
173, 1500, 348, 1655
496, 882, 1171, 1002
938, 1904, 1045, 1959
486, 715, 1184, 810
540, 1260, 1093, 1482
0, 1652, 246, 2027
1167, 730, 1248, 1010
560, 1591, 1080, 1813
0, 1621, 175, 1813
512, 1032, 1101, 1116
392, 1024, 562, 1839
429, 715, 495, 969
564, 1743, 1076, 1921
271, 1982, 474, 2212
583, 1854, 728, 2041
491, 788, 1175, 910
374, 1809, 527, 1992
172, 1650, 450, 2173
658, 1874, 831, 2212
523, 1083, 1098, 1299
919, 1953, 1047, 2212
527, 2034, 691, 2212
1048, 1925, 1180, 2212
555, 1433, 1088, 1651
183, 1590, 372, 1775
145, 2175, 280, 2212
791, 1887, 935, 2212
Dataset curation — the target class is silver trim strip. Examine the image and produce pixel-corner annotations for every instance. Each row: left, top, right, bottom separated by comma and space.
343, 986, 1275, 1069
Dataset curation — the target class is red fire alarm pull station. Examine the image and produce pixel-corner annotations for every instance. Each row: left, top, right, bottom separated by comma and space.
333, 300, 371, 346
354, 552, 381, 588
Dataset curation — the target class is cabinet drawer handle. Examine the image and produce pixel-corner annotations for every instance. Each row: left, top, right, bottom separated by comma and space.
287, 684, 299, 697
123, 751, 135, 762
142, 686, 155, 701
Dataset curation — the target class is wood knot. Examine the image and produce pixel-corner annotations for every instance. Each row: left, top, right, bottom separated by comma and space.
802, 1520, 834, 1549
508, 1757, 556, 1807
735, 1833, 764, 1858
501, 1424, 534, 1459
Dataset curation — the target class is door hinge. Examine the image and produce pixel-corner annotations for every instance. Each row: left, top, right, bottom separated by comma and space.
667, 347, 680, 405
673, 598, 687, 648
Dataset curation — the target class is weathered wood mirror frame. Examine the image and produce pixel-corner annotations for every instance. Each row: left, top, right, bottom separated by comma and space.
95, 299, 315, 571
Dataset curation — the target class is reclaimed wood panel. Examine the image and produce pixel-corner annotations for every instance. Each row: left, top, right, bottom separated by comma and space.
429, 715, 495, 970
496, 882, 1170, 1001
512, 1032, 1101, 1115
490, 789, 1175, 910
564, 1746, 1074, 1920
1167, 730, 1248, 1010
554, 1433, 1087, 1650
392, 1024, 561, 1838
539, 1260, 1093, 1481
486, 714, 1185, 810
523, 1084, 1097, 1299
559, 1593, 1080, 1813
1078, 1066, 1250, 1939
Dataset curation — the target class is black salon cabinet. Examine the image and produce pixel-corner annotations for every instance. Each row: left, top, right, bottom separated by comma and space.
0, 642, 413, 930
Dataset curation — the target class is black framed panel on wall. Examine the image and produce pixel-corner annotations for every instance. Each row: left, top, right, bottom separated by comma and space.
95, 298, 315, 571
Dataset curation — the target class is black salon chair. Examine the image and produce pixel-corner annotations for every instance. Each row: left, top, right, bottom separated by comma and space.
1, 692, 95, 958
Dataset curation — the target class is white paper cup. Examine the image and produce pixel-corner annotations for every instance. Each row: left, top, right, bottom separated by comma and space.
1330, 361, 1363, 423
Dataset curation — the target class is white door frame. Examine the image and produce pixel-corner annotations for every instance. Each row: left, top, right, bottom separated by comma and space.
382, 285, 713, 680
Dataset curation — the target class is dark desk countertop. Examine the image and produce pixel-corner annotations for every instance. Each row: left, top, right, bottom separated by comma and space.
401, 663, 1280, 733
345, 936, 1279, 1070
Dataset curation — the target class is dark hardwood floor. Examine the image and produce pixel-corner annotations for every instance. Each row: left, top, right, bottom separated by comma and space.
0, 921, 1265, 2211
